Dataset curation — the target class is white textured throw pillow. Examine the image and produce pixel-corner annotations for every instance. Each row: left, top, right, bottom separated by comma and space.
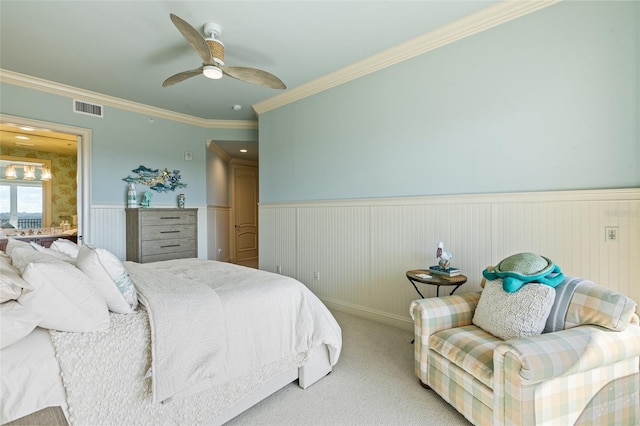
75, 246, 138, 314
0, 301, 41, 349
472, 279, 556, 340
18, 259, 110, 332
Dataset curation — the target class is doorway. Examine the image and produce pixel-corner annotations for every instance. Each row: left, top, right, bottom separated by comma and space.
231, 162, 258, 268
0, 114, 90, 242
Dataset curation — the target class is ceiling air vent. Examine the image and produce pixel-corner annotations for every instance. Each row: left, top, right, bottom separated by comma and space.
73, 99, 103, 118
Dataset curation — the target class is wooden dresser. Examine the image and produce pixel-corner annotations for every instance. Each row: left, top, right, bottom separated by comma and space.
125, 208, 197, 263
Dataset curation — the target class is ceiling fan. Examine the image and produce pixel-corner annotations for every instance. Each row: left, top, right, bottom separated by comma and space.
162, 13, 286, 90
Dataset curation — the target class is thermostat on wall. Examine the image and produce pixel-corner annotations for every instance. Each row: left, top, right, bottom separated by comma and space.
184, 151, 193, 161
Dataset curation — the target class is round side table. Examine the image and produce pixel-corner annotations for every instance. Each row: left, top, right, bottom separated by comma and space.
406, 269, 467, 298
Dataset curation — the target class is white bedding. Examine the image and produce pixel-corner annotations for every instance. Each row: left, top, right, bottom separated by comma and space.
125, 259, 342, 403
0, 327, 67, 424
1, 258, 342, 425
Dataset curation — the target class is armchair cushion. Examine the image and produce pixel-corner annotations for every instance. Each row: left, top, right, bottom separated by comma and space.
430, 325, 500, 388
472, 280, 555, 340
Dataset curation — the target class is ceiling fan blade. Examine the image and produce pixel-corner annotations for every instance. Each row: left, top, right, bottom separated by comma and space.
220, 66, 286, 90
169, 14, 212, 64
162, 67, 203, 87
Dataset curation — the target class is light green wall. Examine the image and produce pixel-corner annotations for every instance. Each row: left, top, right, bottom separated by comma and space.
0, 83, 257, 206
259, 1, 640, 203
206, 146, 230, 207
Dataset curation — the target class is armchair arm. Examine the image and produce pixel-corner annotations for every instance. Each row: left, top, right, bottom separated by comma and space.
410, 292, 481, 337
411, 293, 481, 383
495, 322, 640, 383
493, 322, 640, 425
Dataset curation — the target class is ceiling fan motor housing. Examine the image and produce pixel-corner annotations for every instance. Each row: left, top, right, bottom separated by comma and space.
206, 38, 225, 65
203, 22, 224, 65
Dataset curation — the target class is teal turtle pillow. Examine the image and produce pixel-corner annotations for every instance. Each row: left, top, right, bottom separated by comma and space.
482, 252, 564, 293
473, 279, 556, 340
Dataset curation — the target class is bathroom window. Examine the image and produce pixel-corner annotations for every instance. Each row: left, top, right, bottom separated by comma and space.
0, 157, 52, 230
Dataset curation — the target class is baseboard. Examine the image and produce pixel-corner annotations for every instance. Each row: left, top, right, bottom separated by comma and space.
321, 297, 414, 332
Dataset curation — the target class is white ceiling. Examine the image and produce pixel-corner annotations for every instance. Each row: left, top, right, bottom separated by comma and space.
0, 1, 498, 123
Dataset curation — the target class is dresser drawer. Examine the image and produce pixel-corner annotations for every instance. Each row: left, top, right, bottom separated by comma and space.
140, 210, 196, 226
140, 250, 196, 264
141, 225, 195, 241
141, 238, 196, 256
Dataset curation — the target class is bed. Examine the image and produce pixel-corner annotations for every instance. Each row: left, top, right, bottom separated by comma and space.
0, 238, 342, 425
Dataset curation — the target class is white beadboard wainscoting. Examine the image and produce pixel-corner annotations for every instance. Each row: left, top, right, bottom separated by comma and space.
88, 204, 209, 260
207, 205, 231, 262
259, 189, 640, 330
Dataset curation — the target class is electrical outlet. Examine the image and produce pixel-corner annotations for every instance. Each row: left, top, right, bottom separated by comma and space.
313, 271, 320, 281
605, 226, 618, 243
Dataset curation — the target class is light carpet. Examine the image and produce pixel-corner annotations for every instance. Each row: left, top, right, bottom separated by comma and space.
225, 310, 471, 425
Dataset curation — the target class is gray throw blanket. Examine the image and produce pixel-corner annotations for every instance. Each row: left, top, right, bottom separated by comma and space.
543, 276, 585, 333
125, 261, 225, 403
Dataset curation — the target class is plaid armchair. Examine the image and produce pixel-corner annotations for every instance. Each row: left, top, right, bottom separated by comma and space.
411, 280, 640, 425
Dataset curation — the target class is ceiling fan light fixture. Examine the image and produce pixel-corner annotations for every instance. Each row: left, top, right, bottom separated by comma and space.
203, 65, 223, 80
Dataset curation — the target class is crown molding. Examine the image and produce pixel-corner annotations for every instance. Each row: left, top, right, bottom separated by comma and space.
0, 69, 258, 130
206, 140, 232, 162
253, 0, 560, 115
230, 158, 258, 168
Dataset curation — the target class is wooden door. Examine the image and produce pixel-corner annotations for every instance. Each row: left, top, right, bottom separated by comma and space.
232, 164, 258, 264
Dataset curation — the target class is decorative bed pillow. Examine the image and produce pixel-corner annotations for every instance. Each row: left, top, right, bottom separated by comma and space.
18, 259, 110, 332
75, 246, 138, 314
0, 301, 42, 349
49, 239, 81, 258
472, 279, 556, 340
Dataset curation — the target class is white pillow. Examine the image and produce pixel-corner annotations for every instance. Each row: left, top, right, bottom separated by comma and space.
8, 245, 75, 273
472, 279, 556, 340
0, 301, 42, 349
0, 261, 31, 303
30, 240, 78, 260
49, 239, 81, 258
4, 238, 32, 255
75, 246, 138, 314
18, 259, 110, 332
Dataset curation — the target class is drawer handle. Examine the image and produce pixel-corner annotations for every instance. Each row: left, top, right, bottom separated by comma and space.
160, 216, 181, 219
160, 230, 180, 234
160, 244, 181, 248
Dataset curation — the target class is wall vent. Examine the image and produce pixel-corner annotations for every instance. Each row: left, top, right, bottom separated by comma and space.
73, 99, 103, 117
